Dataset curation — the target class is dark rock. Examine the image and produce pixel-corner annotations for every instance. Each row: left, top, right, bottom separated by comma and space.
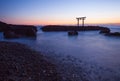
0, 21, 9, 32
105, 32, 120, 36
8, 79, 15, 81
41, 25, 110, 32
99, 29, 110, 33
3, 30, 19, 39
9, 25, 37, 37
68, 31, 78, 36
0, 21, 37, 38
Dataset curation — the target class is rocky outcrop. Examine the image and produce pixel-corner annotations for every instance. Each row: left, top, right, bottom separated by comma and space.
0, 21, 8, 32
3, 30, 19, 39
8, 25, 37, 37
0, 21, 37, 38
105, 32, 120, 36
99, 28, 110, 33
99, 26, 120, 37
41, 25, 110, 32
68, 31, 78, 36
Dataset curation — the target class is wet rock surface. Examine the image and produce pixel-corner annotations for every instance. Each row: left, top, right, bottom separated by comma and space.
0, 41, 61, 81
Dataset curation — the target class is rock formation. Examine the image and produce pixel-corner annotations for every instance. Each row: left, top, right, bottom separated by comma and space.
0, 21, 37, 38
41, 25, 110, 32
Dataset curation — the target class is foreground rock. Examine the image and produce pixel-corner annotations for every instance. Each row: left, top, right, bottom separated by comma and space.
0, 21, 37, 39
0, 41, 61, 81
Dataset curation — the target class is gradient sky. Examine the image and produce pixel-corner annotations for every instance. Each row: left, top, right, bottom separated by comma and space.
0, 0, 120, 25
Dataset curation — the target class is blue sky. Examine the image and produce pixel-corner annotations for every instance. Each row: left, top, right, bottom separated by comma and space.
0, 0, 120, 25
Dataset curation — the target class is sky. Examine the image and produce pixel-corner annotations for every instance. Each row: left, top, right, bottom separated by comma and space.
0, 0, 120, 25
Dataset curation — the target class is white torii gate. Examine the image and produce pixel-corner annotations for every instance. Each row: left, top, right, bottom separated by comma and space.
76, 17, 86, 27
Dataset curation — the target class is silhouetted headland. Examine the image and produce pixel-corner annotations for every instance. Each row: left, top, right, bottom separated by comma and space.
105, 32, 120, 36
41, 25, 110, 32
99, 27, 120, 36
0, 21, 37, 39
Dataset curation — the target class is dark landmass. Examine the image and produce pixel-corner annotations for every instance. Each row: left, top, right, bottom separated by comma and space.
41, 25, 110, 32
0, 21, 8, 32
0, 21, 37, 38
68, 31, 78, 36
0, 41, 61, 81
42, 25, 120, 36
1, 21, 120, 38
105, 32, 120, 36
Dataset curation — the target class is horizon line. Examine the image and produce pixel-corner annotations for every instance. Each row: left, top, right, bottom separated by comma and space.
1, 20, 120, 26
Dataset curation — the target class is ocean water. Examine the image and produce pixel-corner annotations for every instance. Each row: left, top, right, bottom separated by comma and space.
0, 25, 120, 81
35, 27, 120, 69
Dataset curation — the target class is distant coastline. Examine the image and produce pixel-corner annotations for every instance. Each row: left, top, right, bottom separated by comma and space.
41, 25, 110, 32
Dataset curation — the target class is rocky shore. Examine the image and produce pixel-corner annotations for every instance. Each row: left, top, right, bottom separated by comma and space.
0, 41, 61, 81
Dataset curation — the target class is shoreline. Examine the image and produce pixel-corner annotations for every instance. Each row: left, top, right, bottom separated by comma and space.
0, 40, 120, 81
0, 41, 61, 81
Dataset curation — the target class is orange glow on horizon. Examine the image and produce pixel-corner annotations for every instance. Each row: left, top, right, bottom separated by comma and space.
3, 17, 120, 26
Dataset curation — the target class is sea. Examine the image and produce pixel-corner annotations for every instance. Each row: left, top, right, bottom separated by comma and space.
0, 25, 120, 81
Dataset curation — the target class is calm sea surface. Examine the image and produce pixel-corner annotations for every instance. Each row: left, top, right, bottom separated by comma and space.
0, 25, 120, 80
0, 26, 120, 68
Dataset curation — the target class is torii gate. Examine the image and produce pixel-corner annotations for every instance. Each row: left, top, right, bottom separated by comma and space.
76, 17, 86, 27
